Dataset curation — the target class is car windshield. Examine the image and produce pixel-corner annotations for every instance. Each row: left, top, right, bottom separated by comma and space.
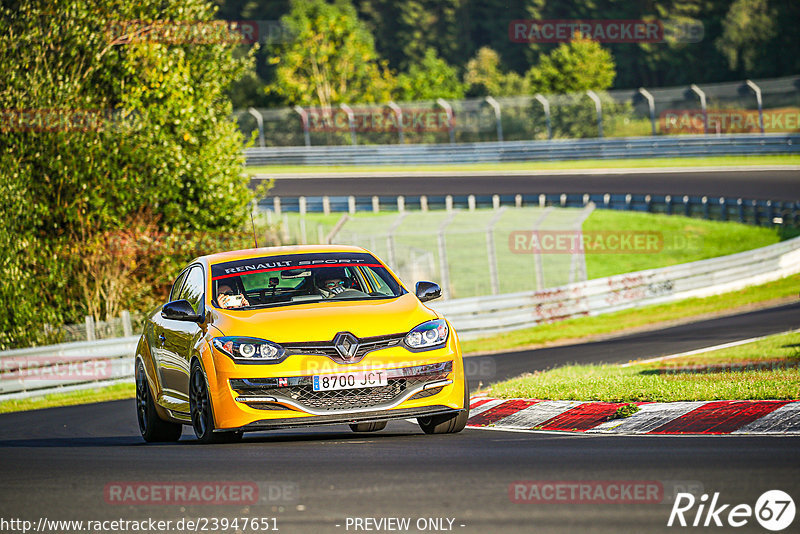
211, 252, 405, 309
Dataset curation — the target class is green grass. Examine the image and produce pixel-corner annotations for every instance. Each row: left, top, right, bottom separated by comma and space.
0, 383, 134, 414
247, 155, 800, 175
487, 332, 800, 402
582, 211, 781, 279
461, 273, 800, 355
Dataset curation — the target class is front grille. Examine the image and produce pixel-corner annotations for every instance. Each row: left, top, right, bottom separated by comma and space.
408, 386, 444, 400
282, 333, 405, 364
231, 361, 452, 413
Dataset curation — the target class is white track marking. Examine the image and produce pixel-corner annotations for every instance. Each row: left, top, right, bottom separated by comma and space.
733, 402, 800, 434
587, 402, 708, 434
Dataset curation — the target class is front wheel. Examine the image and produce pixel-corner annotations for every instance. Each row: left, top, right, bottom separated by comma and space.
136, 361, 182, 443
189, 361, 242, 444
417, 382, 470, 435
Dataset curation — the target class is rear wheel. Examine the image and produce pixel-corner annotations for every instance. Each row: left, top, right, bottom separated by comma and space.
136, 361, 182, 443
349, 421, 387, 432
417, 381, 470, 435
190, 361, 243, 444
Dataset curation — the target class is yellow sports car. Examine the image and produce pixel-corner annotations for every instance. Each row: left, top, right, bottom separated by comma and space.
135, 245, 469, 443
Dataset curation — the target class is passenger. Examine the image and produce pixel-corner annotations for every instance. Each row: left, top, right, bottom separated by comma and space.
217, 283, 250, 308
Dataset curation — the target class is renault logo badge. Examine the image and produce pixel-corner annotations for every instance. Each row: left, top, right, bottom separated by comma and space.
333, 332, 359, 361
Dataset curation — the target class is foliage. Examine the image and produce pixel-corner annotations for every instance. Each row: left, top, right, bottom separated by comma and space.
394, 48, 465, 102
0, 0, 258, 348
463, 47, 528, 97
526, 36, 616, 95
267, 0, 395, 107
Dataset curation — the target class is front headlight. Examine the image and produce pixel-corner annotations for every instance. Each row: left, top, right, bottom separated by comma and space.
212, 337, 285, 363
404, 319, 449, 350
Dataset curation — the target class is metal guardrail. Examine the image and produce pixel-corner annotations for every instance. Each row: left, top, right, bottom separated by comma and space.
430, 236, 800, 339
245, 134, 800, 166
0, 336, 138, 400
3, 237, 799, 399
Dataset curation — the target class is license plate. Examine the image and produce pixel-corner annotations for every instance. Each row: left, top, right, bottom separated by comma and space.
312, 371, 388, 392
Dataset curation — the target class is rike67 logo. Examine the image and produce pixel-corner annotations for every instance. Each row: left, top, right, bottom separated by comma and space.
668, 490, 795, 531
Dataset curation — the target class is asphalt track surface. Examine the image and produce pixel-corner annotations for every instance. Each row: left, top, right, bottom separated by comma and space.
1, 303, 798, 534
265, 168, 800, 201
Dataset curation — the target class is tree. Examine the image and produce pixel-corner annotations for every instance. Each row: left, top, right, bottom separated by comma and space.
267, 0, 395, 107
716, 0, 777, 75
394, 48, 465, 101
463, 47, 527, 97
526, 35, 616, 95
0, 0, 255, 347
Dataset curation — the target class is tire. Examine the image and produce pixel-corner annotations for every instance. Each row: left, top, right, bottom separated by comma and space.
136, 361, 182, 443
417, 381, 470, 435
189, 361, 242, 444
349, 421, 388, 432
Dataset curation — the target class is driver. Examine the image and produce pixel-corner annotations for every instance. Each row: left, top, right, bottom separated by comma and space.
315, 267, 350, 298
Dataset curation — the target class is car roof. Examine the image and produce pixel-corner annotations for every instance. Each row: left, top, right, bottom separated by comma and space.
193, 244, 372, 267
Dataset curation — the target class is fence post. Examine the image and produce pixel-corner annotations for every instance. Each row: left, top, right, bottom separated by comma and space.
485, 96, 503, 142
293, 105, 311, 147
339, 103, 357, 145
638, 88, 657, 136
534, 94, 552, 140
387, 101, 405, 143
247, 108, 266, 148
437, 212, 456, 299
586, 90, 604, 137
486, 207, 506, 295
745, 80, 765, 134
121, 311, 132, 337
436, 98, 455, 144
85, 316, 96, 342
532, 208, 553, 290
689, 84, 708, 134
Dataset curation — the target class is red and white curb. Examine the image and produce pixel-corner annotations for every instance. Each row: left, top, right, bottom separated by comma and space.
466, 396, 800, 435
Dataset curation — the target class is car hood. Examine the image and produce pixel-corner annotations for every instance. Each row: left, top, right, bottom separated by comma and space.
209, 293, 439, 342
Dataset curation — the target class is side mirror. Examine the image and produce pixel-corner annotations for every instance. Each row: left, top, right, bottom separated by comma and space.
161, 299, 203, 322
415, 281, 442, 302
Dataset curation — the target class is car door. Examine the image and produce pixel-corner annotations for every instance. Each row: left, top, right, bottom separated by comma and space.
159, 264, 205, 414
150, 269, 188, 406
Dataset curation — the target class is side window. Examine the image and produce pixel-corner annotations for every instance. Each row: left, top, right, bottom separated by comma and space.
178, 266, 205, 314
169, 270, 188, 302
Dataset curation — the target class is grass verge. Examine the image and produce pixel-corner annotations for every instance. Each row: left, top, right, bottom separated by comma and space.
487, 331, 800, 402
461, 273, 800, 355
247, 154, 800, 175
0, 383, 134, 414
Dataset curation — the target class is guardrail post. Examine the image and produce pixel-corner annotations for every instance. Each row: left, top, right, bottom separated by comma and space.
638, 88, 657, 135
625, 194, 632, 211
766, 200, 774, 225
560, 193, 567, 207
745, 80, 765, 134
293, 105, 311, 147
603, 193, 610, 208
339, 103, 357, 145
689, 84, 708, 134
468, 195, 476, 211
273, 197, 282, 216
683, 195, 691, 217
737, 198, 744, 223
436, 98, 455, 144
348, 195, 356, 214
718, 197, 727, 221
702, 196, 709, 219
121, 311, 132, 337
539, 194, 546, 208
420, 195, 429, 212
515, 194, 522, 208
586, 90, 604, 137
752, 199, 760, 225
445, 195, 453, 212
534, 94, 552, 140
247, 108, 266, 147
583, 193, 590, 206
322, 196, 330, 216
387, 101, 405, 143
397, 195, 405, 213
485, 96, 503, 142
644, 194, 652, 213
665, 194, 672, 216
85, 316, 96, 342
372, 196, 380, 213
492, 194, 500, 210
299, 196, 307, 216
